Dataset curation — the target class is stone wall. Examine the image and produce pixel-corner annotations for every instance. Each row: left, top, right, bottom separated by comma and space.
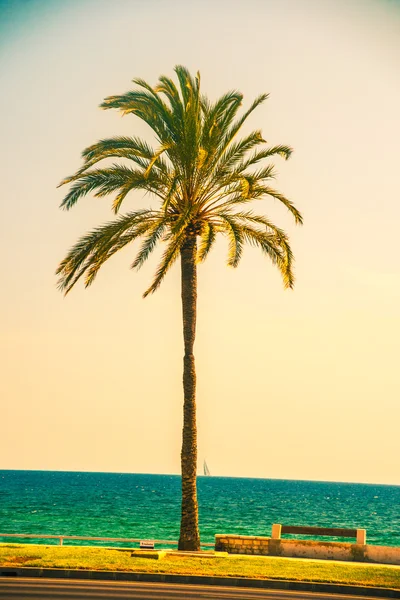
215, 535, 400, 566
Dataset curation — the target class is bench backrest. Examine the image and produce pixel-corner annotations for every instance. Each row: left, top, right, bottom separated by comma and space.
271, 524, 366, 544
281, 526, 357, 538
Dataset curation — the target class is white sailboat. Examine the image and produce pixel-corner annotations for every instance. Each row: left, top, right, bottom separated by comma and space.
203, 460, 211, 476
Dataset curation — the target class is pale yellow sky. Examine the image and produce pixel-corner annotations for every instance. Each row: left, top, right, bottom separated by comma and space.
1, 0, 399, 484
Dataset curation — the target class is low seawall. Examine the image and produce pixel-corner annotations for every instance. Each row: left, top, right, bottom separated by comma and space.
215, 535, 400, 566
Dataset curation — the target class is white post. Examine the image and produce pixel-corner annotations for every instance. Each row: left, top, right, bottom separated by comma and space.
271, 524, 282, 540
356, 529, 366, 545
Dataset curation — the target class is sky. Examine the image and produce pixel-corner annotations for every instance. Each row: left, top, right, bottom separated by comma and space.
0, 0, 399, 485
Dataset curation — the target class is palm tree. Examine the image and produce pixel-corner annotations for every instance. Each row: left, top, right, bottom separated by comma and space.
56, 66, 302, 551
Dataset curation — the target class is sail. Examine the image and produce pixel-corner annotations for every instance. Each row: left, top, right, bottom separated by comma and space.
203, 460, 211, 476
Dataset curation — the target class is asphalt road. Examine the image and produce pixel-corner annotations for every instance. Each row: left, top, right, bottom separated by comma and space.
0, 578, 390, 600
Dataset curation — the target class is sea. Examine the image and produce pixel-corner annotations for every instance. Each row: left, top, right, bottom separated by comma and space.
0, 471, 399, 548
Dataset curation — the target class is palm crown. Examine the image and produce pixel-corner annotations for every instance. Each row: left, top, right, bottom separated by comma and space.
56, 65, 302, 295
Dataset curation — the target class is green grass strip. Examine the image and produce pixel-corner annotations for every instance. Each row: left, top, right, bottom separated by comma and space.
1, 544, 399, 590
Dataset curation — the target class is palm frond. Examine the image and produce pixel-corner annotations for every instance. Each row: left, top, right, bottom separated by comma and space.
247, 164, 276, 182
131, 219, 167, 270
200, 91, 243, 159
83, 220, 153, 288
144, 143, 172, 178
82, 137, 155, 163
198, 94, 243, 186
227, 210, 287, 236
111, 183, 135, 214
100, 89, 178, 145
217, 214, 243, 267
216, 130, 265, 174
174, 65, 198, 107
237, 145, 293, 173
162, 174, 180, 213
240, 224, 294, 289
207, 94, 268, 169
196, 222, 216, 263
255, 185, 303, 224
143, 231, 185, 297
155, 75, 185, 121
56, 210, 155, 293
226, 93, 269, 142
59, 166, 165, 211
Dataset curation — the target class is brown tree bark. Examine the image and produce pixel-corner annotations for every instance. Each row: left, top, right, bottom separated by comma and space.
178, 234, 200, 551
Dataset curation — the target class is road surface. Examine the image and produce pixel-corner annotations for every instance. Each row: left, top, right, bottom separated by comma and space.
0, 578, 390, 599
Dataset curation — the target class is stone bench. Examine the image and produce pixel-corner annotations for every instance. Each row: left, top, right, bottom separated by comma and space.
271, 524, 366, 545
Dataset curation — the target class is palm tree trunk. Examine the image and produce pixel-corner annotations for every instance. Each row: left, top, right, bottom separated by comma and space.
178, 234, 200, 551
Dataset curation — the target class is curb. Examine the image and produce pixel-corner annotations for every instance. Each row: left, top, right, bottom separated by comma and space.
1, 567, 399, 598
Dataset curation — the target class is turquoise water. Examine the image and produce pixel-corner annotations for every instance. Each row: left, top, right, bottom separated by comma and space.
0, 471, 399, 547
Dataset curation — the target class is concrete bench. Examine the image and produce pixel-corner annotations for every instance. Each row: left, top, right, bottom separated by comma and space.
271, 524, 366, 545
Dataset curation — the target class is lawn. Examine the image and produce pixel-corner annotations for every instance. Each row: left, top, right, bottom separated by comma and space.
1, 544, 400, 590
